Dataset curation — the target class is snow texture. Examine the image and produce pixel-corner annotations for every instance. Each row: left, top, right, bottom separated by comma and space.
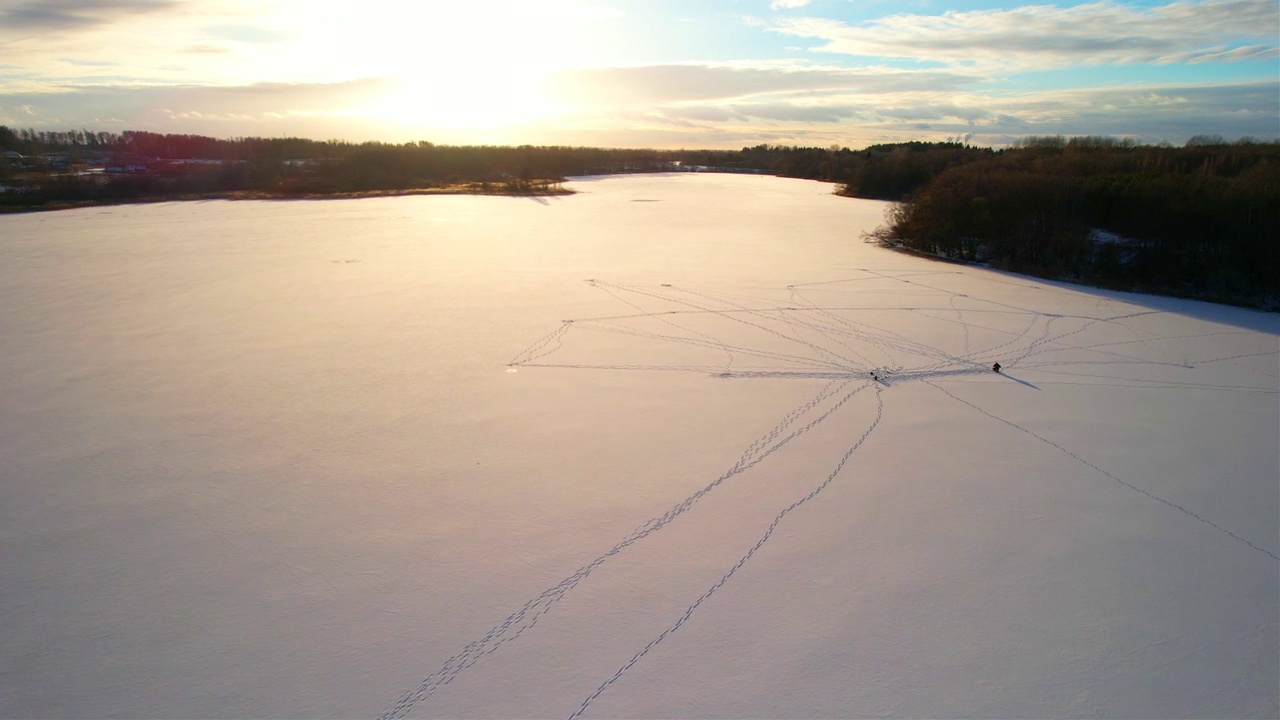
1, 174, 1277, 719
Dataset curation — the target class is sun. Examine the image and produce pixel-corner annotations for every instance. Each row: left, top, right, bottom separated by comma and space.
374, 66, 567, 132
209, 0, 618, 140
350, 2, 593, 132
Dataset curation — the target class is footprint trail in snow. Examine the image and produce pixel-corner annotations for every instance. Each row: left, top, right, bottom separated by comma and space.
379, 270, 1278, 719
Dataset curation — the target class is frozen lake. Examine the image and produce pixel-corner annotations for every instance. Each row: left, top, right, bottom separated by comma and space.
1, 174, 1277, 718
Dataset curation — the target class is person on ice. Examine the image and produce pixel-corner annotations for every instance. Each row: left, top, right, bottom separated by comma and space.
992, 362, 1002, 373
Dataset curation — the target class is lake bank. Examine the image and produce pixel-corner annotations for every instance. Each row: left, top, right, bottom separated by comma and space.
0, 181, 574, 214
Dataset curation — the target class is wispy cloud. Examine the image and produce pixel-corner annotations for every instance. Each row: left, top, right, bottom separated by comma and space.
553, 62, 978, 106
0, 79, 391, 135
826, 79, 1280, 144
1159, 44, 1278, 64
203, 22, 292, 45
548, 72, 1278, 147
0, 0, 177, 34
770, 0, 813, 9
770, 0, 1280, 69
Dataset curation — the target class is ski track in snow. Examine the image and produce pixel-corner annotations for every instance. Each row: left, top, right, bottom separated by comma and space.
379, 269, 1278, 719
568, 386, 886, 720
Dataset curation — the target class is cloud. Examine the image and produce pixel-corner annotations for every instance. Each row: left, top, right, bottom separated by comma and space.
0, 0, 177, 34
0, 0, 212, 86
835, 80, 1280, 145
770, 0, 813, 9
0, 79, 392, 136
553, 77, 1279, 148
728, 103, 854, 124
650, 102, 857, 125
203, 22, 292, 45
770, 0, 1280, 69
653, 105, 748, 124
994, 80, 1280, 138
553, 62, 979, 106
182, 44, 236, 56
1160, 44, 1279, 64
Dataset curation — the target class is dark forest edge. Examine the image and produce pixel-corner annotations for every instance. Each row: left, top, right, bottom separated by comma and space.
3, 127, 1277, 308
863, 136, 1279, 309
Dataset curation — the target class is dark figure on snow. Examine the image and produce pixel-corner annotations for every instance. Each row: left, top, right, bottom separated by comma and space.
992, 362, 1002, 373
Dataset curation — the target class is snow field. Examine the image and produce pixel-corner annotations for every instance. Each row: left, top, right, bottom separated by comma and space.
0, 174, 1276, 718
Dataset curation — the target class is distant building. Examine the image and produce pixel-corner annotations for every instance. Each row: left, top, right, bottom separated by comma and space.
105, 155, 154, 173
670, 161, 765, 174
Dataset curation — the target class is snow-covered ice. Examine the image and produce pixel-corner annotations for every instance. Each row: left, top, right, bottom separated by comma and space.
1, 174, 1276, 718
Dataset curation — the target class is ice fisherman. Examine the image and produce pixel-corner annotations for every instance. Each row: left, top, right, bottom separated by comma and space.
992, 362, 1002, 373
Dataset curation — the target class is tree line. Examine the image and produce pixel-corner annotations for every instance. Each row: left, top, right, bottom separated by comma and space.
0, 128, 680, 198
1, 128, 989, 200
871, 136, 1279, 306
3, 126, 1276, 306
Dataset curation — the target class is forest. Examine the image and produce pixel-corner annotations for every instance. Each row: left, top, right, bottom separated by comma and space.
870, 136, 1279, 306
2, 126, 1277, 307
0, 127, 676, 199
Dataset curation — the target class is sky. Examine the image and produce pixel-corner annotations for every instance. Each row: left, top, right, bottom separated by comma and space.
0, 0, 1276, 149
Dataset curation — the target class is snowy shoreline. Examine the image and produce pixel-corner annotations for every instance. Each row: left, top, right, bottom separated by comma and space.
0, 182, 575, 215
